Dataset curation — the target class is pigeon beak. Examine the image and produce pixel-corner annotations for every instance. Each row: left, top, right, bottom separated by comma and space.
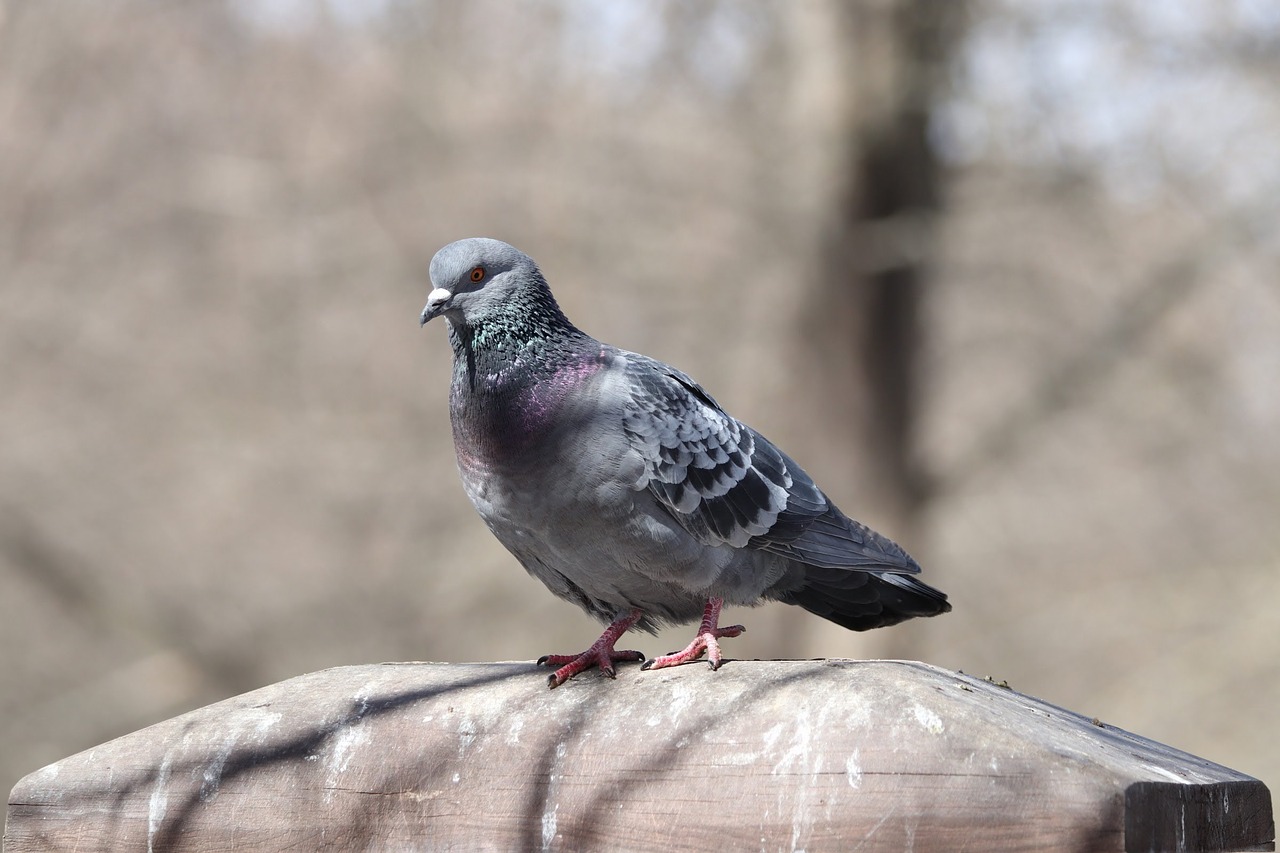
419, 287, 453, 326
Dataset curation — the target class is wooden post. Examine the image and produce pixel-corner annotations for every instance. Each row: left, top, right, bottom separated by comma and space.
4, 660, 1273, 852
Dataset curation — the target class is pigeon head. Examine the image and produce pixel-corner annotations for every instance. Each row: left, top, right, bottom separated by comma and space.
420, 238, 555, 329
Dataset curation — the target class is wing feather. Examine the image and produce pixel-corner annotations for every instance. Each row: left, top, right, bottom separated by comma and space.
619, 353, 919, 573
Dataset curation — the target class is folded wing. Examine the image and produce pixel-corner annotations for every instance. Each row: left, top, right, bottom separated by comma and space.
619, 355, 920, 575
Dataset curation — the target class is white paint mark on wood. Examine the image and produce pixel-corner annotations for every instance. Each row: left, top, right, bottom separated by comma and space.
645, 679, 695, 728
200, 708, 282, 804
506, 715, 525, 746
541, 804, 558, 851
771, 699, 834, 852
323, 717, 371, 803
772, 713, 812, 778
147, 750, 173, 853
457, 717, 477, 758
539, 740, 569, 852
846, 750, 863, 789
912, 703, 944, 735
720, 748, 761, 766
201, 749, 230, 804
903, 815, 918, 852
1144, 762, 1191, 783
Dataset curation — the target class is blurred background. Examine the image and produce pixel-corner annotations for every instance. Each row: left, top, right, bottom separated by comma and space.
2, 0, 1278, 799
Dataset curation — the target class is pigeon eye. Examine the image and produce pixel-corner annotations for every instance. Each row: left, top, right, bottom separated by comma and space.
469, 266, 485, 283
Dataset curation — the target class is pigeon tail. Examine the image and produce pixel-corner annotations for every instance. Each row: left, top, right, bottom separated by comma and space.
776, 568, 951, 632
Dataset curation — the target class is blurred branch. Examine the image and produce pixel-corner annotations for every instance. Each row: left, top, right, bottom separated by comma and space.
931, 197, 1273, 498
815, 0, 966, 518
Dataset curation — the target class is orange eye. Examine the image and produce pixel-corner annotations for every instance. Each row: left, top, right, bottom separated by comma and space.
469, 266, 485, 282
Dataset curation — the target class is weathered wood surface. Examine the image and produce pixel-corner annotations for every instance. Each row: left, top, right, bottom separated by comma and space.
4, 659, 1273, 852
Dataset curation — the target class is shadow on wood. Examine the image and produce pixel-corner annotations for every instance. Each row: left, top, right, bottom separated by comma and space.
4, 660, 1273, 852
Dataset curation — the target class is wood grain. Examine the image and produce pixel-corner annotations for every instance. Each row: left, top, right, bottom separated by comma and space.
4, 660, 1273, 852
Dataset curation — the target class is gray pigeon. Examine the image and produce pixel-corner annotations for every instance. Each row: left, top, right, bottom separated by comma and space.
420, 238, 950, 688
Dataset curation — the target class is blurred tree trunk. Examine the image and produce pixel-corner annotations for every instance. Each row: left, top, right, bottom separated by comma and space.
797, 0, 964, 658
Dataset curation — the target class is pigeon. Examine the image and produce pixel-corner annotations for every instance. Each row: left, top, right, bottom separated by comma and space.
420, 238, 950, 688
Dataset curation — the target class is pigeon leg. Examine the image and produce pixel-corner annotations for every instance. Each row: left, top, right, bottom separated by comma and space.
641, 597, 745, 672
537, 609, 646, 688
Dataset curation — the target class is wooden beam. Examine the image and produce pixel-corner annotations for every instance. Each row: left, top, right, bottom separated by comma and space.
4, 660, 1273, 852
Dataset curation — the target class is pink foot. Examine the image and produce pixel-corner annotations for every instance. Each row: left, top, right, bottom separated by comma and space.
641, 598, 745, 672
537, 609, 646, 688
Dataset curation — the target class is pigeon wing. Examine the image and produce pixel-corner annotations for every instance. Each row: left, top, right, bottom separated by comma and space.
619, 354, 919, 573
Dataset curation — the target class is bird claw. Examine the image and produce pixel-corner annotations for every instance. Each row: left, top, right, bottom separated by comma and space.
538, 647, 645, 689
535, 609, 647, 689
641, 623, 745, 672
